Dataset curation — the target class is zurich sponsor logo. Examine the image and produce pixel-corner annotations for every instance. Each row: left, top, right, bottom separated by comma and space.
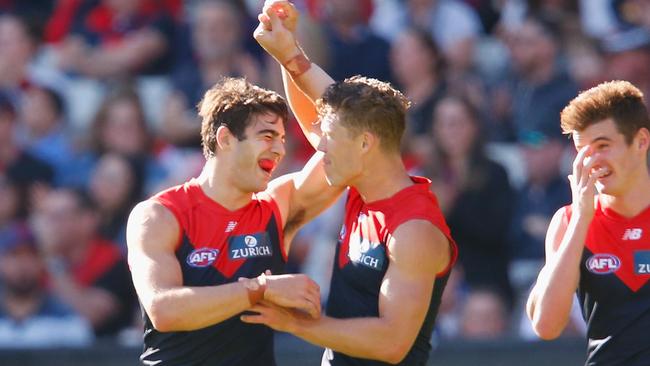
586, 253, 621, 274
244, 235, 258, 248
229, 232, 273, 260
187, 248, 219, 267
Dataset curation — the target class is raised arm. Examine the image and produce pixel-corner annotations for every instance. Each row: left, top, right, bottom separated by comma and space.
255, 1, 335, 149
526, 145, 601, 339
256, 2, 344, 244
242, 220, 451, 363
266, 151, 344, 248
127, 200, 322, 331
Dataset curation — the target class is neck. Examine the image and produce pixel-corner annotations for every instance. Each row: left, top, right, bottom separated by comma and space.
351, 152, 412, 203
197, 158, 253, 211
599, 170, 650, 217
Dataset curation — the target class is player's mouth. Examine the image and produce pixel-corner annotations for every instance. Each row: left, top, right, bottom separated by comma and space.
593, 166, 612, 179
258, 159, 277, 175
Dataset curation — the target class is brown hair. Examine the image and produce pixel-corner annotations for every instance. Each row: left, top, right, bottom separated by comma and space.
198, 77, 288, 159
560, 80, 650, 144
316, 76, 410, 152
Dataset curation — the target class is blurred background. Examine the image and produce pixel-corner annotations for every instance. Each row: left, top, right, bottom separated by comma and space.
0, 0, 649, 364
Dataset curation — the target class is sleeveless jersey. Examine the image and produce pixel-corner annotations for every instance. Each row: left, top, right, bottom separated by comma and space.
566, 200, 650, 365
140, 179, 287, 366
324, 176, 457, 366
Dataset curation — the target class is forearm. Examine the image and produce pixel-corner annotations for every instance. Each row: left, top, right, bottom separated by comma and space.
285, 56, 334, 106
148, 281, 254, 332
528, 216, 590, 337
282, 67, 321, 148
293, 316, 408, 363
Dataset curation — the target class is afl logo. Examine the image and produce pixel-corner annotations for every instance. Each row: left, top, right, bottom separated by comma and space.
244, 235, 258, 248
586, 254, 621, 274
186, 248, 219, 267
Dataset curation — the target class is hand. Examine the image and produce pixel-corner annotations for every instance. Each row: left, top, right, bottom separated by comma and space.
261, 0, 298, 33
262, 272, 321, 319
254, 2, 302, 64
569, 145, 606, 219
241, 301, 310, 333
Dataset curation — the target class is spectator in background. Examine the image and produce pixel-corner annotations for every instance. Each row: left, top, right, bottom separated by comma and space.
318, 0, 392, 82
0, 177, 20, 229
89, 153, 144, 249
89, 85, 168, 193
492, 14, 578, 142
459, 287, 509, 339
390, 27, 446, 139
509, 125, 571, 288
0, 13, 53, 102
0, 223, 93, 348
162, 0, 261, 146
401, 0, 482, 75
55, 0, 176, 78
602, 39, 650, 102
421, 95, 515, 305
31, 187, 137, 338
17, 84, 76, 186
0, 92, 53, 219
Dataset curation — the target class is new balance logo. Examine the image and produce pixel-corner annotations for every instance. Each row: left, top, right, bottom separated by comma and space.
225, 221, 238, 233
622, 228, 643, 241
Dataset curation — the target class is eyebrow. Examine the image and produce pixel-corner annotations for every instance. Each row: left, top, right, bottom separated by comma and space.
256, 129, 284, 138
591, 136, 613, 144
576, 135, 613, 150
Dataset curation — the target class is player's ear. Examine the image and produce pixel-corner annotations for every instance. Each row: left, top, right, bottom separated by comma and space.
216, 125, 233, 151
635, 127, 650, 151
360, 131, 376, 154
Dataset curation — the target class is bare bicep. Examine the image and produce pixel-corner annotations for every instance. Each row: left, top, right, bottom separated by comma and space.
127, 201, 183, 307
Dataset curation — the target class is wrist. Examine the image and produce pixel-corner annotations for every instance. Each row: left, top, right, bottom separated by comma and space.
244, 273, 268, 306
282, 48, 311, 78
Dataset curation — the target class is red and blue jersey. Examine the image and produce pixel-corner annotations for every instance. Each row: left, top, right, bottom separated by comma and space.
566, 200, 650, 365
325, 176, 457, 366
140, 179, 287, 366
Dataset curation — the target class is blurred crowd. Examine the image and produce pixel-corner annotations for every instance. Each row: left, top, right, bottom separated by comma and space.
1, 0, 650, 348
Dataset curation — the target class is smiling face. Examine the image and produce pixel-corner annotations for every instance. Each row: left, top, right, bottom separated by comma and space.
572, 118, 648, 196
228, 112, 286, 193
317, 112, 364, 187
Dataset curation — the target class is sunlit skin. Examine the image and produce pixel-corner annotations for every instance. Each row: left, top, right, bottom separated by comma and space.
317, 112, 364, 187
198, 112, 286, 210
572, 118, 649, 199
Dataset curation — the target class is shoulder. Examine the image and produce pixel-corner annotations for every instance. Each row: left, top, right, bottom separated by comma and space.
389, 219, 453, 274
546, 205, 572, 253
385, 184, 448, 235
127, 199, 181, 251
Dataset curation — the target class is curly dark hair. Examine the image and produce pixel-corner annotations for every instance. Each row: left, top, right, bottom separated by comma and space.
316, 76, 411, 152
561, 80, 650, 144
198, 77, 288, 159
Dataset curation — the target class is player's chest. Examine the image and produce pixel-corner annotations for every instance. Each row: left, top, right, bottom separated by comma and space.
337, 211, 389, 284
583, 222, 650, 293
179, 211, 282, 280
